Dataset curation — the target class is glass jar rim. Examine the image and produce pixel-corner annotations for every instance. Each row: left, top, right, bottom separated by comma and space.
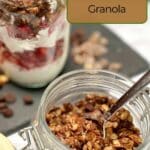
36, 69, 135, 149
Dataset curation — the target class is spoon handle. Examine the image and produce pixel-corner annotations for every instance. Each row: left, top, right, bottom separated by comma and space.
105, 70, 150, 120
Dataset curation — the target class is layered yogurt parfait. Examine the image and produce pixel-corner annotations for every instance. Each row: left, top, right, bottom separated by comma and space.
0, 0, 69, 87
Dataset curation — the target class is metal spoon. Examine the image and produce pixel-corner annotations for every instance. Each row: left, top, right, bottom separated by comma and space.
103, 70, 150, 138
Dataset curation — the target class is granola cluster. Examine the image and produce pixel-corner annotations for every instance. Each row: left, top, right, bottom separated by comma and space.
46, 94, 142, 150
71, 30, 122, 72
0, 0, 64, 36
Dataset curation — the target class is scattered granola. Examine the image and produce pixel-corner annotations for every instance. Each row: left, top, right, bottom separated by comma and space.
46, 94, 142, 150
71, 30, 123, 72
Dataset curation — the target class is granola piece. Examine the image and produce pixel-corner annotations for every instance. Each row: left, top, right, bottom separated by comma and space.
100, 104, 109, 112
96, 58, 109, 69
0, 75, 9, 86
95, 45, 108, 57
119, 137, 134, 149
83, 110, 104, 125
84, 103, 94, 112
63, 103, 73, 113
128, 134, 142, 147
100, 37, 109, 45
72, 47, 83, 55
105, 121, 118, 128
88, 31, 101, 44
104, 146, 114, 150
4, 92, 16, 104
85, 94, 96, 101
73, 54, 85, 65
93, 62, 104, 69
108, 62, 122, 72
112, 139, 122, 148
119, 110, 129, 120
110, 133, 118, 140
96, 95, 109, 104
71, 29, 85, 46
83, 56, 95, 69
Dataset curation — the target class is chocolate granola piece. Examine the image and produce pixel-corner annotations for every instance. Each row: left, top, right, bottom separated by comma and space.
71, 29, 86, 46
23, 95, 33, 105
63, 103, 73, 113
0, 95, 5, 102
84, 103, 94, 112
4, 92, 16, 104
96, 96, 108, 104
0, 102, 7, 110
1, 107, 14, 118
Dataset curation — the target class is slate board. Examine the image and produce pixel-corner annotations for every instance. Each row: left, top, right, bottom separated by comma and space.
0, 24, 149, 135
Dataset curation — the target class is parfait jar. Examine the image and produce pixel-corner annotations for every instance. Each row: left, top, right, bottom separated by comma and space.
0, 0, 70, 88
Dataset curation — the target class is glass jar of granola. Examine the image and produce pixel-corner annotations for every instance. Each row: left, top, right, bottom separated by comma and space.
14, 70, 150, 149
0, 0, 69, 88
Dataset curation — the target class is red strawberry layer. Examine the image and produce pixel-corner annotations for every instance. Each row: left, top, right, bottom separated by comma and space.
7, 25, 34, 39
1, 39, 64, 70
6, 13, 60, 40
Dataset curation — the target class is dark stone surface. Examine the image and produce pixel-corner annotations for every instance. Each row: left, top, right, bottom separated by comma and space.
0, 24, 149, 135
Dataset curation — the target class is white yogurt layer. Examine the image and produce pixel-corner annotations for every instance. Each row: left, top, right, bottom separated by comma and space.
1, 49, 68, 87
0, 11, 66, 53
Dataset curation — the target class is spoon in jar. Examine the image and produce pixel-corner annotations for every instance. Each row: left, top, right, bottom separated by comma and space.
102, 70, 150, 138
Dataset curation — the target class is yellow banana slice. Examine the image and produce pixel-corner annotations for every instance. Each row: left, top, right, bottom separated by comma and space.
0, 133, 15, 150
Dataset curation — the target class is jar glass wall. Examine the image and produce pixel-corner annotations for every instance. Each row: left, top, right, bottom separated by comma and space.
29, 70, 150, 149
0, 0, 69, 88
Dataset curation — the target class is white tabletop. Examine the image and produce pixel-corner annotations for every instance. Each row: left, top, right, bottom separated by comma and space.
8, 3, 150, 149
105, 14, 150, 64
